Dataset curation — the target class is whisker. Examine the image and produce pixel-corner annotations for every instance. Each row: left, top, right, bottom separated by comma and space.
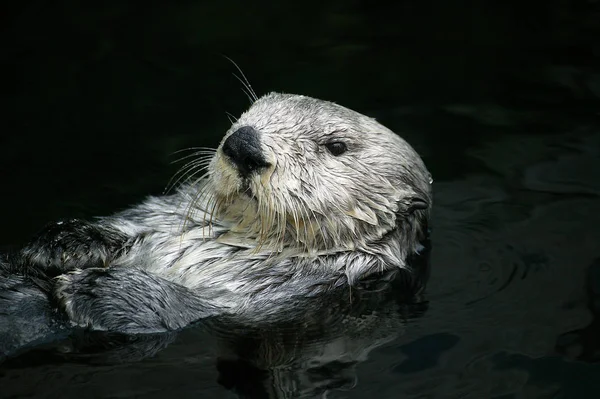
169, 147, 217, 156
234, 73, 258, 103
184, 179, 213, 233
225, 111, 237, 124
222, 55, 259, 103
200, 192, 213, 234
207, 194, 221, 234
240, 87, 254, 104
170, 152, 215, 165
164, 160, 213, 194
255, 190, 267, 253
173, 173, 211, 240
265, 197, 276, 248
261, 197, 278, 260
169, 159, 210, 182
278, 204, 286, 253
171, 163, 212, 192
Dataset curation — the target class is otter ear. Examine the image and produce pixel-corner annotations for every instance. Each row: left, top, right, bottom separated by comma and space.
347, 205, 378, 225
395, 194, 430, 217
407, 197, 429, 213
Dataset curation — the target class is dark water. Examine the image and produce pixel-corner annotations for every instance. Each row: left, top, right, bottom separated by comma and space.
2, 1, 600, 397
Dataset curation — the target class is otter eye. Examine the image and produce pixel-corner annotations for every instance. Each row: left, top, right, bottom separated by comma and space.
325, 141, 347, 156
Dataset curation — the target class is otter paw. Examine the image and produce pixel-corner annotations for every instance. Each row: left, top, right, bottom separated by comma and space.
54, 268, 113, 331
55, 267, 151, 332
54, 267, 214, 333
18, 219, 127, 276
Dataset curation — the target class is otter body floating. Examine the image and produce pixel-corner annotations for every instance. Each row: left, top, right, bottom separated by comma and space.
1, 93, 432, 335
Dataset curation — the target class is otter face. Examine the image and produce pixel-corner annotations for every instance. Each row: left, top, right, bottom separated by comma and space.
209, 93, 432, 254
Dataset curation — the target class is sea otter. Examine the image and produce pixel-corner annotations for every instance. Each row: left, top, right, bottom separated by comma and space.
1, 93, 432, 335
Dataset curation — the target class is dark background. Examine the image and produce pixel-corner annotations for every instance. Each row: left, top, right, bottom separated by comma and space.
1, 0, 600, 398
2, 0, 599, 247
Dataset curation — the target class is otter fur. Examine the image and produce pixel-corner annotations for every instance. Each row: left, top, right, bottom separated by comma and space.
0, 93, 432, 337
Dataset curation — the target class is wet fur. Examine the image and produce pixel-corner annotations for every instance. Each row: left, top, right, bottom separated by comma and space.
1, 93, 432, 337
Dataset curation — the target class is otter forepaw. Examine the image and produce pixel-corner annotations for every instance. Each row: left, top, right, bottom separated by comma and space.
18, 219, 128, 276
54, 267, 218, 334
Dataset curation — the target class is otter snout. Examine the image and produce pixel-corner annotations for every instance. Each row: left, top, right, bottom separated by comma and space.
222, 126, 271, 177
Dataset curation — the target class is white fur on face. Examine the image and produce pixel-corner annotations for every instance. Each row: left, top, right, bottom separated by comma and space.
209, 93, 432, 255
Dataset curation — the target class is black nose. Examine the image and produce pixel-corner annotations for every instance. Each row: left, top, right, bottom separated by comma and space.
222, 126, 271, 177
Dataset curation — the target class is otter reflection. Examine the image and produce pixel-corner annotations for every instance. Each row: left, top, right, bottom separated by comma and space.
1, 242, 430, 399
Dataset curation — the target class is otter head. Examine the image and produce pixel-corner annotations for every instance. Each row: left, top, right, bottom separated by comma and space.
208, 93, 432, 256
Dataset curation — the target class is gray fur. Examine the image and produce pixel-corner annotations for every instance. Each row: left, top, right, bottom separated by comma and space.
4, 93, 432, 334
55, 267, 219, 333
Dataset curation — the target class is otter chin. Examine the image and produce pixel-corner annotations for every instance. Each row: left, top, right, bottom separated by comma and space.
3, 92, 432, 334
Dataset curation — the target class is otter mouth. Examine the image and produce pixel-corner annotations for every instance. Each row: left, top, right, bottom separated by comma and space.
239, 179, 255, 199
